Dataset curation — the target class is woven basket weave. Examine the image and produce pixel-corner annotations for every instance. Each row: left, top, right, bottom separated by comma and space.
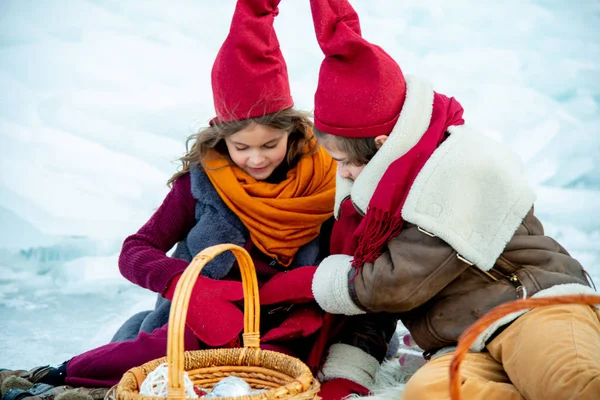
115, 244, 320, 400
449, 294, 600, 400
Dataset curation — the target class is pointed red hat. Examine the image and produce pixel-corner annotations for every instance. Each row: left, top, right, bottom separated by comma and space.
310, 0, 406, 137
211, 0, 293, 123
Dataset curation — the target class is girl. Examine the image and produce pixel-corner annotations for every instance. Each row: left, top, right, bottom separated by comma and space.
307, 0, 600, 399
1, 1, 397, 400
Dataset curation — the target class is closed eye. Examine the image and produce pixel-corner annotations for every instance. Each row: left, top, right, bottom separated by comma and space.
262, 139, 280, 149
233, 139, 279, 151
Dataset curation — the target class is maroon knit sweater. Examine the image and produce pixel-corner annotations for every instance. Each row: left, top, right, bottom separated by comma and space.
118, 174, 196, 295
118, 173, 280, 295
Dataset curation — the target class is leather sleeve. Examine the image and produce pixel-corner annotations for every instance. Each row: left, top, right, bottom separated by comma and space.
350, 223, 470, 313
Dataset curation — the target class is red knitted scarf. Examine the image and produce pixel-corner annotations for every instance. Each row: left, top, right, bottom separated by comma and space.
351, 92, 465, 268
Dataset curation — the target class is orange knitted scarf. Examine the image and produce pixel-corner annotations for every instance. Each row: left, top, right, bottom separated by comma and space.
204, 142, 336, 266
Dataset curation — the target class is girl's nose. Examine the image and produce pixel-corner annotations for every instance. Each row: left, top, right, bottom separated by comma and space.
249, 153, 266, 166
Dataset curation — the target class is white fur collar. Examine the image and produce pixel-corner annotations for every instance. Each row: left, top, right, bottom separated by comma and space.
402, 125, 536, 270
334, 75, 435, 217
332, 75, 536, 271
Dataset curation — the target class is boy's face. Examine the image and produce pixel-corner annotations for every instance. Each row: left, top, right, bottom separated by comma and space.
320, 134, 388, 181
321, 142, 367, 181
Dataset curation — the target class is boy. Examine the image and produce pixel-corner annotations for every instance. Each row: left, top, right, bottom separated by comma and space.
308, 0, 600, 399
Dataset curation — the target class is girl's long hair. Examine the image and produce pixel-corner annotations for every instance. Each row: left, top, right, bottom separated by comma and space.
168, 108, 315, 186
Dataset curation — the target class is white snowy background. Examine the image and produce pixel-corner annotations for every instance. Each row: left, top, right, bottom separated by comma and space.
1, 0, 599, 368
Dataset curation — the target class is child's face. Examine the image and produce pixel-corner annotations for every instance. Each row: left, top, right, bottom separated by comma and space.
319, 134, 388, 181
225, 123, 290, 180
321, 142, 366, 181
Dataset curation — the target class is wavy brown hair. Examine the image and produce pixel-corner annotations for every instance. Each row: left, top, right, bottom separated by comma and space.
168, 108, 316, 186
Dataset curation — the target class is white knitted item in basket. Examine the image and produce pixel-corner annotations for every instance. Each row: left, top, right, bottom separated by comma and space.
139, 363, 198, 398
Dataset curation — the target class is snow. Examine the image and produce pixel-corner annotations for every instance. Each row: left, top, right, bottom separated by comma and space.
0, 0, 598, 368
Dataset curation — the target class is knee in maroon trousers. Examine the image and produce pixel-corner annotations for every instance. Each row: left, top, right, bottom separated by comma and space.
65, 324, 200, 387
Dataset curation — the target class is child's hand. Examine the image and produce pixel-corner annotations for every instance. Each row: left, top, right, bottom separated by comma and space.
259, 265, 317, 304
164, 274, 244, 346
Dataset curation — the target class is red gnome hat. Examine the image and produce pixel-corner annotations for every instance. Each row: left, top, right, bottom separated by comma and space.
211, 0, 292, 123
309, 0, 406, 137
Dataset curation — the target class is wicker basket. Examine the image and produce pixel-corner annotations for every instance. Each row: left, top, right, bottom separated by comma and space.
449, 294, 600, 400
115, 244, 321, 400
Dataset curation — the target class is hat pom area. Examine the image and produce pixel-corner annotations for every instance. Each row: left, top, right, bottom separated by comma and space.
310, 0, 406, 138
211, 0, 293, 124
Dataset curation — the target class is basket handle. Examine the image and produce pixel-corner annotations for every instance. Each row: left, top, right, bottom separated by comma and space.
166, 244, 261, 399
449, 294, 600, 400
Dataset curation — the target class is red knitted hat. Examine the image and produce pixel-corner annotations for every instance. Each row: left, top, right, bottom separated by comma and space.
310, 0, 407, 138
211, 0, 293, 124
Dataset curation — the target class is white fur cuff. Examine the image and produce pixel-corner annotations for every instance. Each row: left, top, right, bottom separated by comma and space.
319, 343, 380, 389
312, 255, 366, 315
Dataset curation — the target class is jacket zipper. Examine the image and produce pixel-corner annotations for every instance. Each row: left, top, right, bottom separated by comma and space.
338, 195, 365, 217
466, 264, 527, 299
468, 263, 498, 281
420, 227, 528, 299
352, 200, 365, 217
506, 272, 527, 299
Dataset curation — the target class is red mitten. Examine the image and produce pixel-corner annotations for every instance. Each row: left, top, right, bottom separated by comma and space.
259, 266, 317, 305
318, 378, 369, 400
164, 274, 244, 347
